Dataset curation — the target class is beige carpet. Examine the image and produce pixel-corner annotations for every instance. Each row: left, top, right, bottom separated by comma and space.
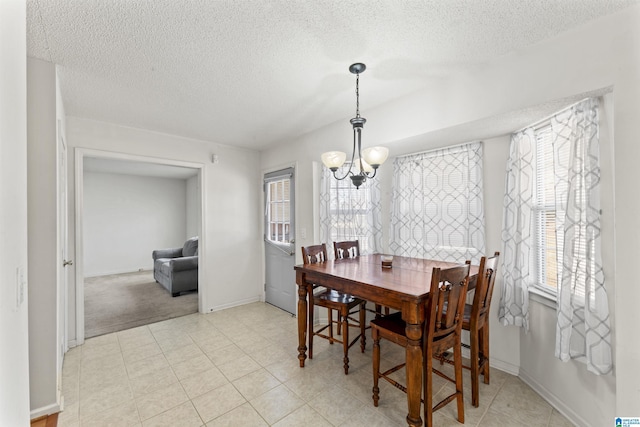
84, 271, 198, 338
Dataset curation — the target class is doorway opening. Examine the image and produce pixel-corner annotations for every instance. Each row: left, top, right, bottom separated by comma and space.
74, 149, 205, 343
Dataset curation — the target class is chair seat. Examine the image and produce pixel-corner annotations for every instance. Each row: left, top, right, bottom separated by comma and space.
370, 312, 404, 335
315, 289, 363, 307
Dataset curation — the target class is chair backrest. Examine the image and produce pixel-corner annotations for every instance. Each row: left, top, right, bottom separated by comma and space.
333, 240, 360, 259
425, 263, 470, 344
301, 244, 328, 265
471, 252, 500, 322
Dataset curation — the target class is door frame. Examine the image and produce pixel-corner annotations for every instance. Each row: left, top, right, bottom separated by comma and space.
74, 148, 206, 345
56, 119, 68, 405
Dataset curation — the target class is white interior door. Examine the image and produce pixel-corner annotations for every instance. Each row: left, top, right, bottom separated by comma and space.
264, 168, 296, 314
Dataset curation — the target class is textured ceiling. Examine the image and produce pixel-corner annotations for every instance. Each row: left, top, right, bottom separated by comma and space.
27, 0, 638, 150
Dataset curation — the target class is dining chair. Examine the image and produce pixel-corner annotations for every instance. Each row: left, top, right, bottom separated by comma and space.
333, 240, 391, 320
301, 243, 366, 374
437, 251, 500, 407
371, 262, 470, 427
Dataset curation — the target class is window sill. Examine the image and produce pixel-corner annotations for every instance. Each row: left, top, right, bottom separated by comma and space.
528, 287, 557, 310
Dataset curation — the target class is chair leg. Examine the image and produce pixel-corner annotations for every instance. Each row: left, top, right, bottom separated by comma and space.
328, 308, 334, 343
359, 302, 366, 353
481, 323, 490, 384
424, 346, 433, 427
372, 328, 380, 407
374, 304, 391, 319
453, 339, 465, 423
374, 304, 383, 319
470, 325, 480, 407
341, 307, 350, 374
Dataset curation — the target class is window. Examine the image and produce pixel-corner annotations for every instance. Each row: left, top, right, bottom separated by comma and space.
533, 124, 566, 294
533, 122, 588, 297
266, 178, 291, 243
389, 142, 485, 263
319, 163, 382, 257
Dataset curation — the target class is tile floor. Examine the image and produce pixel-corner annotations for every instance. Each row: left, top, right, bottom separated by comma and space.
58, 302, 574, 426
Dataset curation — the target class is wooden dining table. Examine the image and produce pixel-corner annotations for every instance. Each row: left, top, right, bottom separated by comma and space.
294, 254, 478, 427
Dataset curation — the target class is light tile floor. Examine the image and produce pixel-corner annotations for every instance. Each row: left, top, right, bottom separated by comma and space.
58, 302, 574, 426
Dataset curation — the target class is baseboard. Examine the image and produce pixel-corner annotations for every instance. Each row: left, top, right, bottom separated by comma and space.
30, 401, 61, 420
491, 356, 520, 376
207, 295, 261, 312
519, 367, 588, 427
67, 339, 78, 349
85, 268, 152, 278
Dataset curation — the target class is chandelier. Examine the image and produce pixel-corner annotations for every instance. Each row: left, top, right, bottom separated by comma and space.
321, 63, 389, 189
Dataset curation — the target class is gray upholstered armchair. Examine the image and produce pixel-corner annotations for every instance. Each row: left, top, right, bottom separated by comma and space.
152, 237, 198, 297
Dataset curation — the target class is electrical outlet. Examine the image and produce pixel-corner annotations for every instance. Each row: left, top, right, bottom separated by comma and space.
300, 227, 307, 239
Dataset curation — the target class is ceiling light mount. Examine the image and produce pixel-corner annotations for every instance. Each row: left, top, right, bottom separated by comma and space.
321, 63, 388, 189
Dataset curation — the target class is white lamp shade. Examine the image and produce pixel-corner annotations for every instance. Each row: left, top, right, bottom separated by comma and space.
362, 146, 389, 167
321, 151, 347, 169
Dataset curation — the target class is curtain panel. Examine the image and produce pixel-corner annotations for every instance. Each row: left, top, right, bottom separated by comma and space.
552, 98, 611, 374
389, 141, 485, 264
319, 164, 383, 259
499, 98, 611, 374
498, 129, 535, 330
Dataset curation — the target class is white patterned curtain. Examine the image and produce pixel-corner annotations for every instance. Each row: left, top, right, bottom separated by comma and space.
498, 129, 535, 331
319, 163, 383, 259
389, 142, 485, 264
552, 99, 611, 374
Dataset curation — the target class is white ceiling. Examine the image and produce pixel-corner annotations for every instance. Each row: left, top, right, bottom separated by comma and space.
27, 0, 638, 151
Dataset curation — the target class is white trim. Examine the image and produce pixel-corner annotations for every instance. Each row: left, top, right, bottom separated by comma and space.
520, 367, 589, 427
209, 295, 261, 312
491, 357, 520, 376
74, 150, 85, 345
30, 402, 62, 420
84, 268, 153, 278
197, 166, 207, 313
529, 286, 557, 310
74, 148, 206, 343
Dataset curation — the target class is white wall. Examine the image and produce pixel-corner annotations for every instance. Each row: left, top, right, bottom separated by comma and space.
0, 1, 31, 425
66, 118, 263, 344
261, 5, 640, 425
83, 172, 188, 276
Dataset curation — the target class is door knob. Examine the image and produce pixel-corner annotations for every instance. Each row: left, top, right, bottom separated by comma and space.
63, 259, 73, 267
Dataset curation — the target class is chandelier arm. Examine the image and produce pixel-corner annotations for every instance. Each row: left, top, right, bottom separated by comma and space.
330, 164, 355, 181
365, 167, 378, 179
329, 125, 359, 180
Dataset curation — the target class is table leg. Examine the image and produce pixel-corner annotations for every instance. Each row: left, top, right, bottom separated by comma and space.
297, 282, 308, 367
405, 322, 423, 426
